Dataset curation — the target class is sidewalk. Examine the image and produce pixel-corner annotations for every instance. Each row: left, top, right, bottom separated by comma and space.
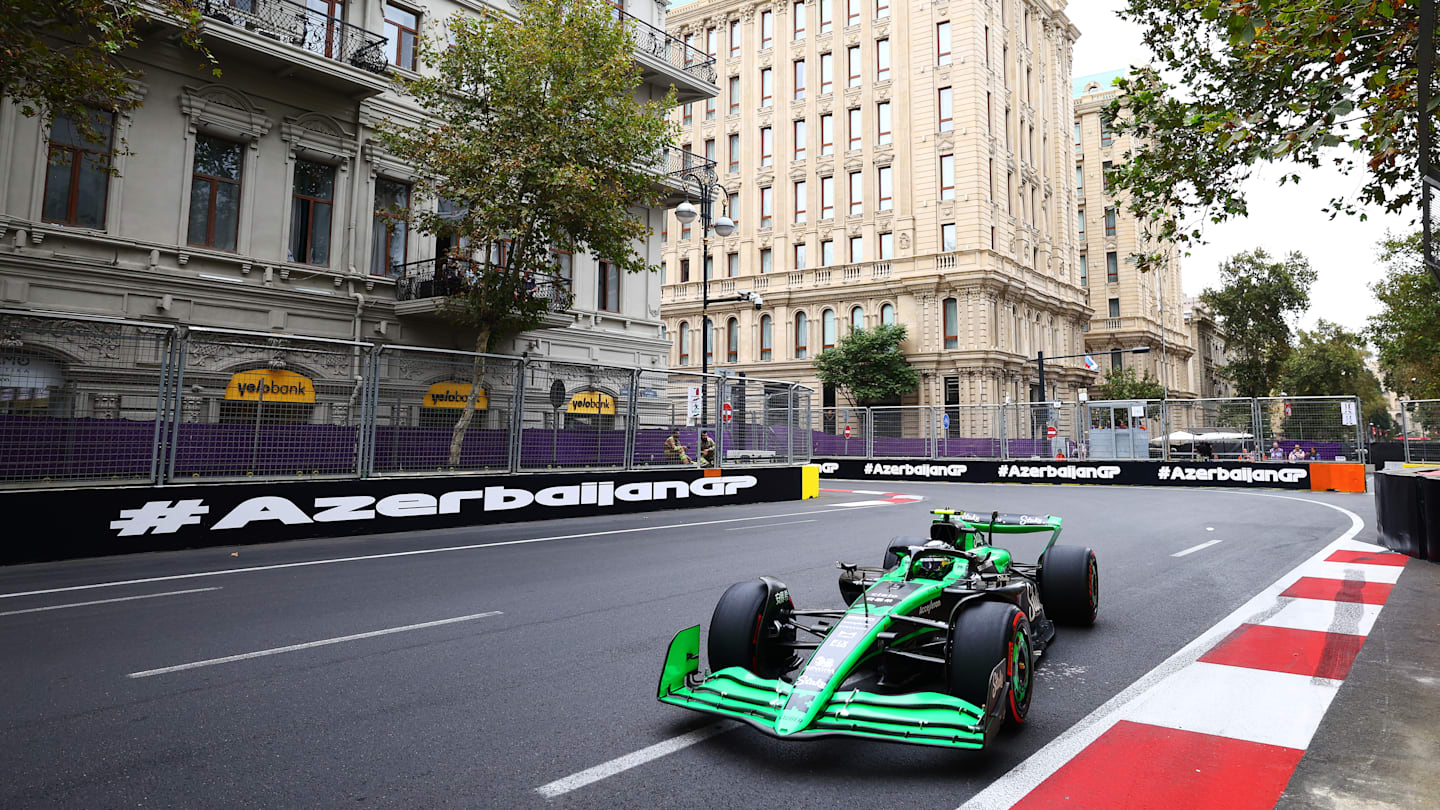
1277, 556, 1440, 810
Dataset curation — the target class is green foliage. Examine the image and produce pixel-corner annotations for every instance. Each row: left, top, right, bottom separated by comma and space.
379, 0, 675, 353
1280, 320, 1393, 431
1107, 1, 1439, 272
1364, 231, 1440, 400
1091, 366, 1166, 400
1201, 248, 1316, 397
1, 1, 214, 143
813, 324, 920, 406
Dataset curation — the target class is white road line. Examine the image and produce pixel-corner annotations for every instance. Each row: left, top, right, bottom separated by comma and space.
535, 721, 735, 799
0, 587, 221, 617
0, 503, 894, 601
1172, 539, 1223, 557
127, 610, 502, 679
724, 519, 816, 531
958, 493, 1367, 810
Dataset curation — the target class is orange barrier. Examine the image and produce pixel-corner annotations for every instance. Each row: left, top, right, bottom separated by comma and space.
1309, 462, 1367, 492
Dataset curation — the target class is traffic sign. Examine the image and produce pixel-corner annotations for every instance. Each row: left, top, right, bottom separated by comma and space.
1046, 425, 1058, 439
548, 379, 567, 410
844, 425, 852, 439
942, 413, 951, 430
721, 402, 733, 423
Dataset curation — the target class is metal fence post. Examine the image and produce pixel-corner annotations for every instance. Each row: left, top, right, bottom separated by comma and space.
624, 367, 640, 470
508, 356, 527, 474
865, 407, 874, 459
163, 332, 189, 484
149, 330, 177, 485
1251, 397, 1264, 454
1355, 395, 1365, 464
1402, 400, 1412, 463
1000, 403, 1010, 461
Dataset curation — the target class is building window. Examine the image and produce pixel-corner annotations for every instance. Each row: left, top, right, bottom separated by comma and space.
820, 113, 835, 155
1076, 164, 1083, 194
794, 179, 807, 223
876, 101, 891, 145
849, 234, 863, 261
1006, 171, 1014, 213
187, 134, 243, 251
850, 306, 864, 330
760, 185, 774, 228
795, 311, 809, 358
704, 322, 713, 364
760, 67, 773, 106
760, 10, 774, 47
987, 92, 993, 133
936, 21, 951, 66
794, 242, 807, 269
876, 0, 889, 18
727, 252, 739, 277
1103, 160, 1114, 193
730, 19, 740, 57
820, 52, 834, 94
1104, 206, 1117, 237
877, 165, 892, 211
705, 254, 714, 280
289, 159, 335, 265
939, 154, 955, 200
683, 103, 693, 126
1078, 206, 1086, 239
879, 231, 893, 259
942, 222, 956, 251
820, 175, 835, 218
794, 1, 806, 39
760, 126, 773, 166
1111, 349, 1123, 370
553, 248, 573, 286
881, 302, 895, 324
680, 257, 690, 282
848, 170, 862, 215
1107, 251, 1119, 283
1108, 298, 1121, 318
760, 247, 773, 273
761, 314, 774, 360
938, 87, 953, 132
706, 96, 716, 120
846, 0, 859, 26
43, 111, 113, 228
988, 158, 995, 199
1075, 120, 1082, 151
821, 239, 835, 266
728, 133, 740, 173
1101, 118, 1113, 147
728, 191, 740, 219
727, 318, 739, 362
943, 297, 958, 349
847, 45, 861, 88
794, 119, 807, 160
822, 308, 837, 351
794, 59, 806, 99
820, 0, 832, 33
1079, 254, 1088, 287
384, 3, 420, 69
679, 321, 690, 365
705, 138, 716, 163
729, 76, 741, 115
598, 260, 620, 312
848, 107, 861, 150
705, 26, 717, 58
370, 178, 409, 276
875, 38, 890, 81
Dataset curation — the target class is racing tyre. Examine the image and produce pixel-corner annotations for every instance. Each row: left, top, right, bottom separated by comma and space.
1039, 545, 1099, 626
708, 578, 795, 678
947, 601, 1033, 725
883, 535, 928, 570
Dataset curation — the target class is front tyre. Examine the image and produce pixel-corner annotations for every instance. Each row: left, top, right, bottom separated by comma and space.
708, 577, 795, 678
947, 601, 1033, 725
1039, 545, 1099, 626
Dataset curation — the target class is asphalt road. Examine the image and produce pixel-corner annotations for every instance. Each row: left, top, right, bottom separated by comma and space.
0, 482, 1373, 809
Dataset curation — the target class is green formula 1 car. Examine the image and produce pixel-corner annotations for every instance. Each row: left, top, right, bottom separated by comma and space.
657, 509, 1098, 750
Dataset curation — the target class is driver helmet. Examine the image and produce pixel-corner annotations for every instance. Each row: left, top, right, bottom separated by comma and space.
916, 554, 954, 579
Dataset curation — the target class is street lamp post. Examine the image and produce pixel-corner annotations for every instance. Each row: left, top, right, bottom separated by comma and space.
672, 167, 735, 378
1033, 346, 1151, 403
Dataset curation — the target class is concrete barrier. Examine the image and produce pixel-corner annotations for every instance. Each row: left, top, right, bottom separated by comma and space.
1375, 468, 1440, 561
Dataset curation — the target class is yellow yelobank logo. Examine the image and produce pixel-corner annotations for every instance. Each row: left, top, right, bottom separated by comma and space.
567, 391, 615, 415
425, 381, 487, 410
225, 369, 316, 403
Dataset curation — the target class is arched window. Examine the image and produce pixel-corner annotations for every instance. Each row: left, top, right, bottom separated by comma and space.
760, 314, 773, 360
850, 306, 864, 331
943, 297, 958, 349
881, 303, 896, 325
704, 320, 713, 363
678, 321, 690, 365
795, 311, 809, 359
726, 317, 739, 362
822, 309, 837, 351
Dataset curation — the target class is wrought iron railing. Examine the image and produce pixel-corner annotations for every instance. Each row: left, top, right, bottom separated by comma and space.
657, 145, 715, 177
615, 7, 717, 84
393, 257, 572, 313
197, 0, 389, 75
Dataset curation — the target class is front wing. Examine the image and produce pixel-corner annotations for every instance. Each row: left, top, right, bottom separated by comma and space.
657, 626, 1004, 750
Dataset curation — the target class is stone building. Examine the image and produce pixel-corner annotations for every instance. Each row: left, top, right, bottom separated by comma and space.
1072, 69, 1195, 396
1182, 296, 1231, 399
658, 0, 1092, 413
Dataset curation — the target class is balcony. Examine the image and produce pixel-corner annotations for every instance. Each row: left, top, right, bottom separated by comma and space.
190, 0, 391, 96
615, 8, 718, 103
652, 145, 716, 202
391, 257, 573, 324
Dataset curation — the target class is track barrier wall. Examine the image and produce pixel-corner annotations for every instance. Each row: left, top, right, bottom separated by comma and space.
816, 458, 1367, 492
1374, 468, 1440, 561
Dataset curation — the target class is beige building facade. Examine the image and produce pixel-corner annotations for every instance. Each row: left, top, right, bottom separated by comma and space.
1182, 296, 1232, 399
1072, 69, 1195, 396
659, 0, 1093, 410
0, 0, 714, 369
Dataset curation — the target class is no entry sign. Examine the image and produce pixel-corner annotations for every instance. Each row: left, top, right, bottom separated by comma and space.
721, 402, 733, 423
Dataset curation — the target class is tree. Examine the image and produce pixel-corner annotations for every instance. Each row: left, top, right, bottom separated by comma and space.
813, 325, 920, 406
2, 1, 212, 143
1107, 1, 1439, 271
1201, 248, 1317, 397
1091, 366, 1166, 400
1365, 231, 1440, 400
1280, 320, 1393, 432
378, 0, 676, 465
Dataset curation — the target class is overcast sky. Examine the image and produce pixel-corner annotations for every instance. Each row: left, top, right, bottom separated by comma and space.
1065, 1, 1412, 334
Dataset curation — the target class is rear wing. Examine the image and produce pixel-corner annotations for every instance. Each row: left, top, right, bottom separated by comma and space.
932, 509, 1063, 559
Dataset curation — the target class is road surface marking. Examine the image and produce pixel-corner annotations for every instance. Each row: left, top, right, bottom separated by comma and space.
725, 519, 815, 531
0, 587, 221, 617
0, 502, 901, 601
127, 610, 502, 678
1172, 539, 1222, 557
535, 722, 735, 798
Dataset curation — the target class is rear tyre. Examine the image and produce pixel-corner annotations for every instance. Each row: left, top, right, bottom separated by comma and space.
883, 535, 928, 570
947, 601, 1033, 725
708, 578, 795, 678
1039, 545, 1099, 626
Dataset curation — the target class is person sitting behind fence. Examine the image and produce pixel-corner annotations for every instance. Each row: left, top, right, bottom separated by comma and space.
664, 430, 691, 465
1288, 445, 1307, 462
1196, 440, 1215, 461
699, 432, 717, 467
1269, 441, 1285, 460
1238, 445, 1254, 462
